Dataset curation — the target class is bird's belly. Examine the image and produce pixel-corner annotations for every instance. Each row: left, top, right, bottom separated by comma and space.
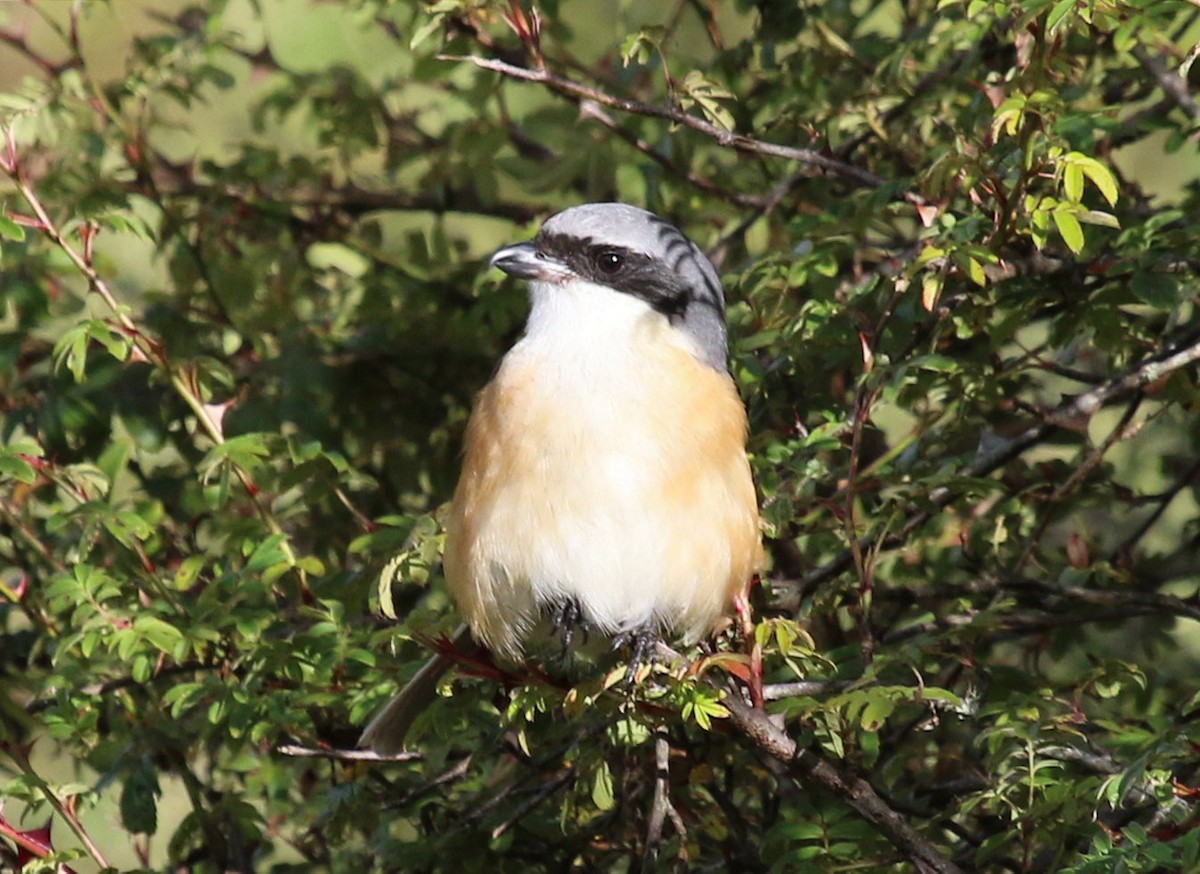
443, 332, 760, 660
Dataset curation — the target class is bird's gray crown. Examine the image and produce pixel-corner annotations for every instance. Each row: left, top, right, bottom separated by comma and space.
525, 203, 729, 372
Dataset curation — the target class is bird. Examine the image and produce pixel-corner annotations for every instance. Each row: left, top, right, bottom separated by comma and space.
359, 203, 763, 754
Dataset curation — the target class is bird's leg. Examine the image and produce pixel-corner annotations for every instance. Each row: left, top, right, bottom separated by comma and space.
612, 623, 660, 690
549, 597, 590, 661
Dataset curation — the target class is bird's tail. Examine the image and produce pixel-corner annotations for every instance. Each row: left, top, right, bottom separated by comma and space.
358, 624, 471, 754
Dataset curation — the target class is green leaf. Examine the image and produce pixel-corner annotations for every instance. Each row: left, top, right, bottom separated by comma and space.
1067, 152, 1120, 206
859, 695, 896, 731
306, 242, 369, 277
1047, 0, 1076, 32
204, 433, 273, 479
681, 70, 736, 131
0, 448, 39, 484
96, 210, 152, 240
620, 27, 665, 66
1063, 163, 1084, 202
1079, 210, 1119, 228
591, 761, 615, 811
1052, 207, 1085, 253
681, 686, 730, 730
0, 214, 25, 241
408, 13, 445, 50
245, 535, 289, 573
1131, 273, 1180, 308
162, 683, 205, 717
133, 615, 185, 656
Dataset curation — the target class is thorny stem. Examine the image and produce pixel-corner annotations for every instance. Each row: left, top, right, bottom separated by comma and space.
1, 743, 109, 870
1, 133, 306, 586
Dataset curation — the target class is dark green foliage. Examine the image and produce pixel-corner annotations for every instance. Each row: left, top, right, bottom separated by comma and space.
1, 0, 1199, 871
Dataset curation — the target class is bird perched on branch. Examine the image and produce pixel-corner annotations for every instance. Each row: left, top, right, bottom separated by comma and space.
360, 203, 763, 754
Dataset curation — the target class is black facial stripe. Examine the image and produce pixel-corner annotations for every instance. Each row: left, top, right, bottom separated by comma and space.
646, 218, 726, 317
536, 231, 692, 317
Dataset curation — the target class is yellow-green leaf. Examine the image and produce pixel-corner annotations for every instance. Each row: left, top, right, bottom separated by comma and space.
1053, 207, 1084, 253
592, 762, 616, 811
1063, 163, 1084, 202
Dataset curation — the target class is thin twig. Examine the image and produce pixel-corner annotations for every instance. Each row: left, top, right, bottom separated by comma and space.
0, 813, 80, 874
383, 755, 474, 811
642, 725, 683, 873
762, 679, 852, 700
276, 744, 421, 763
1015, 395, 1144, 572
721, 685, 962, 874
1114, 457, 1200, 557
441, 54, 915, 199
490, 768, 576, 839
578, 99, 767, 208
783, 332, 1200, 598
2, 140, 305, 584
1133, 45, 1200, 121
0, 744, 110, 869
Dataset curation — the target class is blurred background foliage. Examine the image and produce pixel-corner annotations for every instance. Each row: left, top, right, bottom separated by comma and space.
2, 0, 1200, 871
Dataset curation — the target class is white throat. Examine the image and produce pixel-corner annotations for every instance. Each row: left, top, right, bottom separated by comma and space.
527, 278, 656, 337
520, 278, 698, 364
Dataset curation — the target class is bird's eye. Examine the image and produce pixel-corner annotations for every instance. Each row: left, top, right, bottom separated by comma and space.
595, 251, 624, 274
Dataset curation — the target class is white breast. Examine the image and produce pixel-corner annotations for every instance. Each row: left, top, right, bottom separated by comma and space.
444, 278, 761, 661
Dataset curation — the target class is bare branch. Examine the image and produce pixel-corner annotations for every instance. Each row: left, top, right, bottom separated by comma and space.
441, 54, 913, 199
654, 644, 962, 873
276, 744, 421, 763
1133, 45, 1200, 121
490, 769, 576, 839
1115, 457, 1200, 556
641, 725, 683, 873
763, 679, 852, 700
1015, 395, 1145, 572
578, 99, 768, 208
719, 690, 963, 874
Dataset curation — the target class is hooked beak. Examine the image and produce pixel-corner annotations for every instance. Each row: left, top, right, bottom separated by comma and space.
489, 242, 570, 282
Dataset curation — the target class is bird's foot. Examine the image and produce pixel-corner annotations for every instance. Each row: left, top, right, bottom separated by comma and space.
548, 597, 591, 662
611, 624, 660, 690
